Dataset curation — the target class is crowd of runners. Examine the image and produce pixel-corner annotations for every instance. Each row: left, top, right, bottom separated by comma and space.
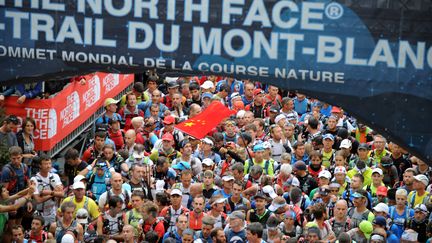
0, 74, 430, 243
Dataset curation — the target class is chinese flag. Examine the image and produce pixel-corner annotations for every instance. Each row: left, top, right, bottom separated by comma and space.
175, 101, 236, 139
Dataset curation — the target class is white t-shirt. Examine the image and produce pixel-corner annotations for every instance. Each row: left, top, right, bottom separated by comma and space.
98, 188, 132, 210
31, 172, 62, 216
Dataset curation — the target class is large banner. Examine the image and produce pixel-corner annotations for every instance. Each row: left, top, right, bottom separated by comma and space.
0, 1, 431, 161
4, 73, 134, 151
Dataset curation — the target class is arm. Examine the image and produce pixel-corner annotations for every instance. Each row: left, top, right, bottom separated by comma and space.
0, 195, 31, 213
77, 223, 84, 242
96, 215, 104, 235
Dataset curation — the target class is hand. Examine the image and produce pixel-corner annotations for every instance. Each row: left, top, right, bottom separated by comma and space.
219, 147, 227, 154
17, 95, 26, 104
26, 201, 33, 212
0, 94, 4, 103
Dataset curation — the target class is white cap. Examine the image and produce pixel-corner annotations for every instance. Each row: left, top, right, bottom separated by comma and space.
318, 170, 331, 179
373, 203, 389, 214
61, 234, 75, 243
372, 168, 383, 176
202, 158, 214, 166
76, 208, 89, 224
73, 175, 86, 184
133, 151, 144, 159
201, 81, 214, 89
334, 166, 347, 174
262, 185, 278, 199
72, 181, 86, 190
414, 174, 429, 187
170, 188, 182, 196
165, 77, 179, 83
211, 197, 226, 205
340, 139, 352, 149
275, 114, 286, 124
236, 110, 246, 118
222, 175, 235, 181
202, 137, 214, 146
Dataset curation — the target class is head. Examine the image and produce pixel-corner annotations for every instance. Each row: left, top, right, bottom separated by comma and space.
93, 131, 106, 150
182, 228, 194, 243
109, 195, 124, 215
65, 148, 80, 166
353, 189, 368, 208
403, 168, 415, 186
124, 129, 136, 147
373, 135, 386, 151
3, 115, 20, 132
131, 191, 145, 209
211, 228, 226, 243
110, 173, 123, 191
39, 153, 52, 173
202, 216, 216, 238
126, 92, 137, 107
60, 201, 76, 222
9, 146, 23, 167
395, 188, 408, 207
334, 200, 348, 219
246, 222, 264, 242
176, 214, 189, 232
12, 225, 25, 243
351, 173, 364, 190
31, 215, 45, 233
189, 104, 202, 118
22, 117, 36, 135
122, 225, 135, 241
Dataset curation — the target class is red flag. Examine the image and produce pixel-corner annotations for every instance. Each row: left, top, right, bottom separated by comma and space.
175, 101, 236, 139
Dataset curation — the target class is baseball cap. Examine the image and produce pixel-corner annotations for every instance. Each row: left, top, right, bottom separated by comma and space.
372, 168, 383, 176
133, 150, 144, 159
339, 139, 352, 149
269, 106, 279, 113
262, 141, 271, 150
170, 188, 182, 196
162, 133, 174, 141
284, 177, 300, 187
167, 81, 179, 89
268, 197, 287, 212
230, 92, 241, 100
133, 82, 145, 92
318, 186, 331, 196
253, 89, 264, 96
172, 161, 191, 171
401, 229, 418, 241
163, 116, 176, 125
334, 166, 347, 174
352, 192, 365, 199
76, 208, 89, 224
358, 143, 369, 150
253, 144, 265, 152
202, 137, 214, 146
372, 216, 387, 228
359, 220, 373, 239
322, 134, 334, 141
202, 92, 213, 99
73, 181, 86, 190
275, 114, 286, 124
104, 98, 119, 107
318, 170, 331, 179
61, 234, 75, 243
329, 182, 340, 189
373, 203, 389, 215
229, 211, 245, 221
262, 185, 278, 199
254, 192, 268, 200
293, 161, 307, 171
73, 175, 87, 184
211, 197, 226, 205
331, 106, 342, 113
222, 175, 235, 181
413, 174, 429, 187
414, 203, 429, 214
376, 186, 388, 196
202, 158, 214, 166
201, 81, 214, 89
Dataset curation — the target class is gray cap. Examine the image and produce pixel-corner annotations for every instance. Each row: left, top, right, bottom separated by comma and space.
229, 211, 245, 221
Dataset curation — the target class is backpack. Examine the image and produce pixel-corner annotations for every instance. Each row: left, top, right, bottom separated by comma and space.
163, 207, 187, 232
4, 163, 29, 192
107, 189, 131, 211
389, 206, 411, 227
55, 220, 78, 243
34, 173, 57, 212
245, 159, 270, 175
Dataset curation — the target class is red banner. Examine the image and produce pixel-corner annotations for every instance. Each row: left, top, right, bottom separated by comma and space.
4, 73, 134, 151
